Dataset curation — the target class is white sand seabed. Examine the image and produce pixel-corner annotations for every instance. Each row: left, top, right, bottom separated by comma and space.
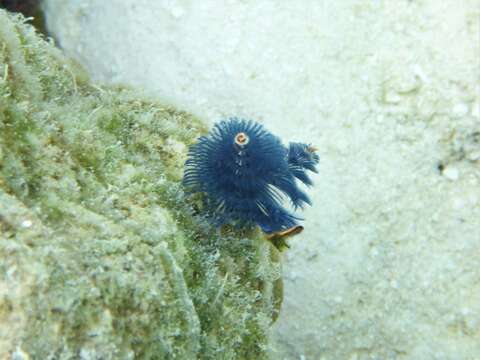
43, 1, 479, 359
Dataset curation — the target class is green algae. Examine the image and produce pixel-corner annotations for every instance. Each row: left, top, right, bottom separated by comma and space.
0, 10, 280, 359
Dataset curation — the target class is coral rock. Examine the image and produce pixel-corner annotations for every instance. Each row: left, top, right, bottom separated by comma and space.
0, 11, 279, 359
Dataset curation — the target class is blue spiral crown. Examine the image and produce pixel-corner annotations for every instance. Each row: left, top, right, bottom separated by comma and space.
183, 118, 319, 233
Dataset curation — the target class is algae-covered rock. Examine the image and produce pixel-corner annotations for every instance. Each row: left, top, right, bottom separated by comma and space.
0, 10, 280, 359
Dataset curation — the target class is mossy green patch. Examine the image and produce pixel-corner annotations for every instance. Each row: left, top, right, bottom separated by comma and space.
0, 10, 280, 359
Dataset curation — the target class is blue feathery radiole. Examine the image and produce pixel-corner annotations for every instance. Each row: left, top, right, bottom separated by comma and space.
183, 118, 319, 233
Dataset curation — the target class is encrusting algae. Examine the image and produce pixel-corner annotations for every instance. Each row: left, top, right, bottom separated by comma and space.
0, 10, 283, 359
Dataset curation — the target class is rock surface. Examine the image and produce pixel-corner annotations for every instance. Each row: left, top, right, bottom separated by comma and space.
42, 1, 480, 359
0, 10, 280, 359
